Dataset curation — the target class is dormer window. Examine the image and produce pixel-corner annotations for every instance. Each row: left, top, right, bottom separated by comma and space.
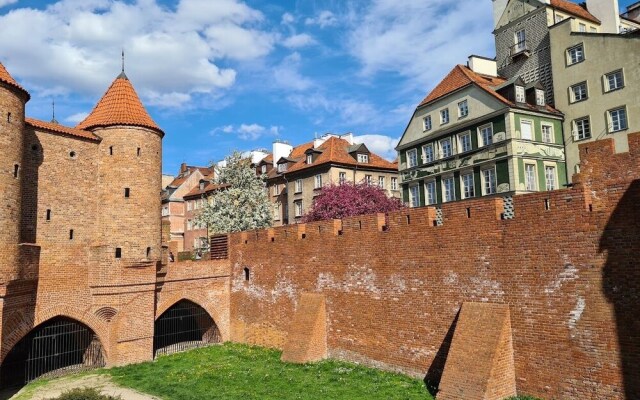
536, 89, 545, 106
306, 154, 313, 164
515, 85, 525, 103
357, 154, 369, 163
277, 163, 287, 173
199, 182, 205, 190
261, 165, 267, 174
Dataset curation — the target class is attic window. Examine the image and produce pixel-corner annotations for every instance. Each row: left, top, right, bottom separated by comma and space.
515, 85, 525, 103
199, 182, 205, 190
277, 163, 287, 173
357, 154, 369, 163
261, 165, 267, 173
306, 154, 313, 164
536, 89, 545, 106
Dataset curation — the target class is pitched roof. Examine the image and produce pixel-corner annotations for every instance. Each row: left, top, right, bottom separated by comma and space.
284, 136, 397, 175
167, 166, 213, 188
551, 0, 600, 24
76, 73, 163, 135
417, 64, 560, 114
184, 182, 230, 199
0, 62, 30, 100
26, 118, 100, 142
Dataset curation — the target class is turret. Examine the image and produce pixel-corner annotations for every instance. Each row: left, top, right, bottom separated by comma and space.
77, 70, 163, 284
0, 62, 29, 283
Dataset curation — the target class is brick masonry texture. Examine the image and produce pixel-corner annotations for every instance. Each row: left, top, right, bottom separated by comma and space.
229, 132, 640, 400
280, 293, 327, 363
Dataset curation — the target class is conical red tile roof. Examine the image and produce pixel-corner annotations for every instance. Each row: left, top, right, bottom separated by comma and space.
0, 62, 30, 100
77, 73, 162, 135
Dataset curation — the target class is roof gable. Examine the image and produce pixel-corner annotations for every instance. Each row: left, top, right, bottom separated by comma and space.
497, 0, 544, 29
26, 118, 100, 142
551, 0, 600, 24
0, 62, 29, 100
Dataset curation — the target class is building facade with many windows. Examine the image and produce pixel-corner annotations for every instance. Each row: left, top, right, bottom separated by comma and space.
550, 17, 640, 177
397, 58, 566, 208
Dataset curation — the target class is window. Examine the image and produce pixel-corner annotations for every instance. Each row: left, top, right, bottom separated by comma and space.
525, 163, 537, 191
109, 146, 113, 155
568, 44, 584, 65
482, 168, 496, 195
520, 120, 533, 140
425, 181, 436, 205
378, 176, 385, 188
514, 29, 526, 52
422, 144, 434, 163
442, 176, 455, 202
545, 165, 557, 191
542, 124, 554, 143
605, 70, 624, 92
115, 248, 122, 259
440, 108, 449, 124
162, 207, 168, 217
574, 117, 591, 140
69, 229, 74, 240
407, 149, 418, 168
555, 14, 564, 23
423, 115, 432, 131
314, 174, 323, 189
357, 154, 369, 163
458, 100, 468, 118
579, 23, 586, 32
461, 172, 475, 199
590, 26, 597, 33
307, 154, 313, 164
187, 219, 192, 231
339, 172, 347, 184
277, 163, 287, 173
440, 138, 452, 158
608, 107, 628, 132
536, 89, 545, 106
187, 201, 192, 211
570, 82, 588, 102
137, 147, 141, 156
391, 177, 398, 191
46, 209, 52, 220
273, 184, 280, 196
274, 204, 281, 221
459, 132, 472, 153
479, 124, 493, 146
294, 200, 303, 217
295, 179, 303, 193
261, 165, 267, 173
124, 188, 130, 198
365, 175, 372, 185
515, 85, 525, 103
409, 185, 420, 208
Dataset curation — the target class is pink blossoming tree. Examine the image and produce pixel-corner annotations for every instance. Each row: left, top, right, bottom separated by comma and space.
302, 182, 404, 223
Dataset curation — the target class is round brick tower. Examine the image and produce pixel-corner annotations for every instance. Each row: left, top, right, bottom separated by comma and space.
77, 70, 163, 269
0, 62, 29, 282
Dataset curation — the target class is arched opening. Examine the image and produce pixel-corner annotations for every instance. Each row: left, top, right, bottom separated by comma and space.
153, 300, 220, 358
0, 317, 105, 388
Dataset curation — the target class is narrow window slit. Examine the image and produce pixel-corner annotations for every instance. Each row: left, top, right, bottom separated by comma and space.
243, 267, 250, 281
124, 188, 130, 198
406, 215, 411, 224
69, 229, 74, 240
466, 208, 471, 218
544, 199, 551, 210
46, 209, 51, 221
115, 248, 122, 258
13, 164, 19, 178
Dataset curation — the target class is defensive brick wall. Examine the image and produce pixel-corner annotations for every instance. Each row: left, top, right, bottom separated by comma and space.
228, 133, 640, 400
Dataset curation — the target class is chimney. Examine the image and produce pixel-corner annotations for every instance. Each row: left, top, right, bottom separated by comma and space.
180, 162, 187, 174
341, 132, 354, 145
587, 0, 620, 33
468, 55, 498, 76
272, 140, 293, 164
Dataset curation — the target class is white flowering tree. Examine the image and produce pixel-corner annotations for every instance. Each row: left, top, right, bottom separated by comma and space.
196, 151, 272, 234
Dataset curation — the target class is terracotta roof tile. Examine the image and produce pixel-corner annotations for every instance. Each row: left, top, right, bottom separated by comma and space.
167, 166, 213, 188
26, 118, 100, 141
417, 64, 560, 114
285, 137, 397, 174
0, 62, 29, 100
551, 0, 600, 24
77, 74, 162, 134
184, 183, 230, 199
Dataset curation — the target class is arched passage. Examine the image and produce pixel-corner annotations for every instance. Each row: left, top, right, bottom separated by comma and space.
1, 317, 105, 387
153, 300, 221, 357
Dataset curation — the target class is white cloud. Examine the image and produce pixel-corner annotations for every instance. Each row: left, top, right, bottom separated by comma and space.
65, 112, 88, 124
273, 52, 314, 92
305, 10, 337, 28
347, 0, 494, 88
286, 93, 380, 127
0, 0, 276, 107
352, 134, 399, 161
211, 123, 281, 141
0, 0, 17, 8
282, 33, 316, 49
281, 12, 294, 25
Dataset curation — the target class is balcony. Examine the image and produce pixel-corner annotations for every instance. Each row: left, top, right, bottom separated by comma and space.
510, 41, 530, 58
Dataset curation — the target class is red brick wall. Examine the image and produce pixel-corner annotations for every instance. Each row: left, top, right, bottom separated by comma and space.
229, 133, 640, 400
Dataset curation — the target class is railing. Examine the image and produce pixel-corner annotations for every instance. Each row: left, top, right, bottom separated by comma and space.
510, 41, 529, 56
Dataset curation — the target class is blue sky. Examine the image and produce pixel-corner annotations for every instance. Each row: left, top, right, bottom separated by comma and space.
0, 0, 636, 174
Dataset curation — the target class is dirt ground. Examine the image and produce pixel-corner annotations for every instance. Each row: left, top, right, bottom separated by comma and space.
5, 374, 160, 400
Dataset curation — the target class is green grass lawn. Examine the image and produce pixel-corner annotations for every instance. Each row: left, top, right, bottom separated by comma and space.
104, 343, 431, 400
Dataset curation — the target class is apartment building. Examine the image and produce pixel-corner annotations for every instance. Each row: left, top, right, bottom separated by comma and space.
182, 180, 228, 253
397, 57, 566, 208
256, 134, 400, 226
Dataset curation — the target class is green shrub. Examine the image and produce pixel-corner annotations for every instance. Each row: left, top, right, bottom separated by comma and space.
48, 387, 121, 400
